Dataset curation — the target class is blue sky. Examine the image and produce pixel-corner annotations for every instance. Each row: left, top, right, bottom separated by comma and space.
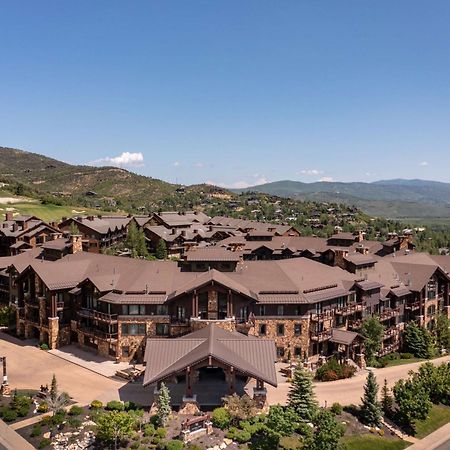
1, 1, 450, 186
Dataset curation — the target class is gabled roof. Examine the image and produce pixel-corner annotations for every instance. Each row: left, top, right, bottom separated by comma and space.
330, 328, 359, 345
143, 324, 277, 387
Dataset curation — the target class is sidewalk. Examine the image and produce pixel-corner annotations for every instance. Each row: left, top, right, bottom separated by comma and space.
0, 419, 36, 449
407, 422, 450, 450
49, 344, 141, 378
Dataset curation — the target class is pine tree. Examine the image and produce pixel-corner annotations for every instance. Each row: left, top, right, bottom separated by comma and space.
156, 382, 171, 427
360, 370, 382, 427
287, 367, 318, 421
50, 374, 58, 403
404, 322, 435, 358
381, 378, 393, 416
155, 239, 168, 260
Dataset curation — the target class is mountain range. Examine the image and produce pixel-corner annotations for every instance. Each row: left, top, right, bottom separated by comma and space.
235, 179, 450, 219
1, 146, 450, 220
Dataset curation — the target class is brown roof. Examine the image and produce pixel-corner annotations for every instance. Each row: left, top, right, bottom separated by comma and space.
184, 247, 242, 262
143, 324, 277, 387
330, 329, 359, 345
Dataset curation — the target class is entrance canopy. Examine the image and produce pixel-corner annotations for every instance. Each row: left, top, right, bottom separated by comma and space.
143, 324, 277, 387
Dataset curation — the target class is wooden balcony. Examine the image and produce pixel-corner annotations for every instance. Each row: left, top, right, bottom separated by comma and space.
383, 325, 400, 340
78, 325, 118, 342
405, 301, 420, 310
56, 301, 65, 311
335, 302, 363, 316
77, 308, 118, 323
310, 329, 332, 342
377, 342, 400, 357
310, 311, 334, 322
379, 307, 400, 321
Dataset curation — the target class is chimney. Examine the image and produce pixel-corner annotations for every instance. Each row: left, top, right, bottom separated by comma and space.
171, 228, 176, 235
181, 230, 186, 237
22, 221, 28, 230
5, 212, 13, 222
70, 234, 83, 254
12, 223, 18, 232
87, 216, 94, 221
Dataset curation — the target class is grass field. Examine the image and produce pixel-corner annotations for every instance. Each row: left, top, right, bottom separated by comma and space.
414, 404, 450, 439
0, 200, 117, 222
342, 435, 410, 449
384, 357, 425, 367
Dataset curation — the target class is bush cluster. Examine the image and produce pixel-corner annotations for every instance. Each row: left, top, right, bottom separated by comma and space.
315, 358, 356, 381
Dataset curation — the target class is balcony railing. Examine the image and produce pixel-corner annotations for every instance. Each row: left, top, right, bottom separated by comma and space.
77, 308, 118, 323
56, 301, 65, 311
335, 302, 363, 316
310, 329, 332, 342
405, 301, 420, 310
383, 325, 400, 340
310, 311, 334, 322
377, 342, 400, 357
348, 319, 363, 330
379, 307, 400, 321
78, 325, 118, 342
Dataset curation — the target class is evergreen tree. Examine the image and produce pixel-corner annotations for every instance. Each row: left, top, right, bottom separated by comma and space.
403, 322, 435, 358
435, 313, 450, 352
287, 368, 318, 421
155, 382, 171, 427
307, 409, 345, 450
155, 239, 168, 260
381, 378, 393, 416
360, 371, 382, 427
46, 374, 70, 416
360, 315, 384, 365
50, 374, 58, 403
125, 222, 149, 258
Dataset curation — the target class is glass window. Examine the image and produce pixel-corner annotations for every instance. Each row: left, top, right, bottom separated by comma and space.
122, 305, 128, 315
259, 305, 266, 316
156, 305, 168, 315
129, 305, 139, 315
156, 323, 169, 336
294, 347, 302, 357
277, 305, 284, 316
294, 323, 302, 336
277, 323, 285, 336
259, 324, 267, 335
276, 347, 285, 358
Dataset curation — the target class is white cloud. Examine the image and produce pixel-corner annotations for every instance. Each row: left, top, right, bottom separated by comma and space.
419, 161, 429, 166
299, 169, 324, 176
173, 161, 180, 167
93, 152, 144, 167
193, 162, 205, 168
318, 176, 334, 182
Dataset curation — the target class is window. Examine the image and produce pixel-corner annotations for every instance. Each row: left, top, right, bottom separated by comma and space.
122, 346, 130, 357
156, 305, 168, 316
259, 324, 267, 335
294, 347, 302, 358
277, 323, 285, 336
276, 347, 285, 358
277, 305, 284, 316
121, 323, 146, 335
337, 296, 346, 308
259, 305, 266, 316
295, 305, 302, 316
56, 292, 64, 302
294, 323, 302, 336
122, 305, 146, 315
156, 323, 169, 336
315, 303, 322, 314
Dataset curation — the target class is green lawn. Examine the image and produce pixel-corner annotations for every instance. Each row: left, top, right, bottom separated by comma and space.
414, 404, 450, 439
342, 435, 410, 450
0, 201, 118, 222
384, 358, 424, 367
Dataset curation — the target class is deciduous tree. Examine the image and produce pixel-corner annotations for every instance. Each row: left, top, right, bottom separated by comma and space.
360, 315, 384, 365
96, 410, 136, 450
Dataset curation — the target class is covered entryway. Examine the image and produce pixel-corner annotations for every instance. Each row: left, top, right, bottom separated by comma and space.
143, 324, 277, 409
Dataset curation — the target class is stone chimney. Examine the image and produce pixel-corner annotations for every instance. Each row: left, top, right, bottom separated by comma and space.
5, 212, 13, 222
12, 223, 18, 232
70, 235, 83, 254
355, 230, 364, 243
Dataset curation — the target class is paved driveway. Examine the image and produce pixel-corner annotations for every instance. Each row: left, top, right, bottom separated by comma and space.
266, 355, 450, 406
0, 332, 126, 406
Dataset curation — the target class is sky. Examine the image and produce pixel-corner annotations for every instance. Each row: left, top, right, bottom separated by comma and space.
1, 1, 450, 187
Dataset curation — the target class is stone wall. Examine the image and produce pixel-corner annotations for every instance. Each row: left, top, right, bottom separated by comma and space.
250, 318, 310, 360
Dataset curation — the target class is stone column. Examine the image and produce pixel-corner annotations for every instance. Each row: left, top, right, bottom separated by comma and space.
253, 381, 268, 412
227, 366, 236, 395
48, 317, 59, 350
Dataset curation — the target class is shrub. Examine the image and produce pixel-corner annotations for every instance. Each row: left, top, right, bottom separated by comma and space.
124, 401, 140, 411
40, 343, 49, 351
68, 417, 82, 428
38, 438, 51, 449
31, 424, 42, 437
343, 404, 359, 416
378, 428, 385, 436
144, 423, 156, 437
37, 402, 49, 413
234, 429, 252, 443
212, 406, 231, 429
186, 445, 203, 450
155, 427, 167, 438
130, 442, 140, 449
2, 409, 18, 422
90, 400, 103, 409
69, 405, 83, 416
17, 405, 30, 417
164, 440, 184, 450
141, 436, 150, 444
322, 370, 338, 381
400, 352, 414, 359
52, 410, 66, 426
330, 402, 343, 415
341, 365, 357, 379
106, 400, 124, 411
376, 357, 389, 368
40, 416, 53, 426
279, 435, 303, 450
